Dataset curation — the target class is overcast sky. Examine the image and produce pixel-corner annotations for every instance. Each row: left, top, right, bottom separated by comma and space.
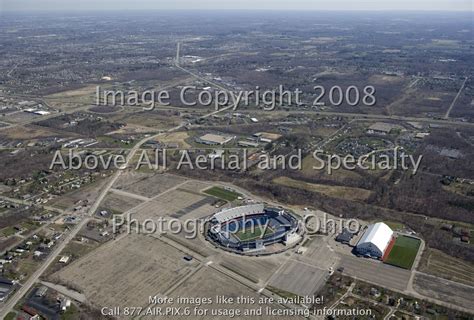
1, 0, 472, 12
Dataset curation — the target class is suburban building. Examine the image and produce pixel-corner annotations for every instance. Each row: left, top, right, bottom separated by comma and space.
367, 122, 401, 135
0, 277, 14, 302
196, 134, 234, 145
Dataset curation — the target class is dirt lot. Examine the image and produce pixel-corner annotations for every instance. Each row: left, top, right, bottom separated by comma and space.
269, 260, 328, 297
178, 179, 213, 193
218, 254, 282, 284
53, 234, 198, 313
114, 172, 188, 198
142, 267, 297, 320
0, 123, 78, 140
100, 192, 144, 214
2, 111, 40, 124
131, 189, 214, 222
413, 273, 473, 311
158, 131, 191, 148
418, 248, 474, 286
273, 176, 372, 202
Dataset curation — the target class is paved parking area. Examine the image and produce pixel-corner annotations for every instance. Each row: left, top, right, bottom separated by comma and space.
269, 259, 328, 297
339, 254, 411, 291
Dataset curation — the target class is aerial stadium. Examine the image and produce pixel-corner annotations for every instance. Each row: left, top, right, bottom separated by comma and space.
206, 204, 302, 255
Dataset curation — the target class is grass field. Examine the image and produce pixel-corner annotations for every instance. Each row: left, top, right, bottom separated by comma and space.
385, 236, 421, 269
235, 225, 274, 241
273, 176, 372, 202
204, 186, 241, 202
383, 221, 405, 231
419, 248, 474, 286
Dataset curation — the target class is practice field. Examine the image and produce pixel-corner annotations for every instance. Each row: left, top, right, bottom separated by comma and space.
204, 186, 241, 202
384, 236, 421, 269
234, 225, 275, 242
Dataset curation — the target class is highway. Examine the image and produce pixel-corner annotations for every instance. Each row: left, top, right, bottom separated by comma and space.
1, 46, 471, 317
444, 76, 468, 119
248, 109, 474, 127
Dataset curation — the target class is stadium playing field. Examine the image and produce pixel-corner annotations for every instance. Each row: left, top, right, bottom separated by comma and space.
384, 235, 421, 269
235, 225, 275, 241
204, 186, 241, 202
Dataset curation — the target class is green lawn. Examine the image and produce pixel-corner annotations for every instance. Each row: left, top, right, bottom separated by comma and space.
235, 225, 274, 241
0, 226, 17, 237
204, 186, 241, 202
385, 236, 421, 269
4, 312, 16, 320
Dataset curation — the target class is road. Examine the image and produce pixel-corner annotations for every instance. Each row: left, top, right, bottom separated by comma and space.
39, 281, 86, 303
0, 92, 234, 318
444, 76, 468, 119
249, 109, 474, 127
0, 195, 66, 216
328, 282, 355, 310
406, 238, 425, 293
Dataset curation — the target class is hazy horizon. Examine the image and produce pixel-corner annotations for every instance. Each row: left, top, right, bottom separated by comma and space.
1, 0, 472, 12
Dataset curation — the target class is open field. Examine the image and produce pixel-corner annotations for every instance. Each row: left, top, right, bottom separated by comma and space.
0, 123, 78, 140
52, 234, 198, 313
179, 180, 212, 193
203, 186, 241, 202
112, 111, 182, 130
131, 188, 215, 222
273, 176, 372, 202
142, 267, 295, 320
419, 248, 474, 286
218, 255, 282, 284
158, 131, 191, 148
45, 84, 98, 99
100, 191, 144, 214
269, 259, 328, 297
301, 155, 363, 181
382, 221, 405, 231
414, 273, 473, 311
384, 236, 421, 270
113, 172, 188, 198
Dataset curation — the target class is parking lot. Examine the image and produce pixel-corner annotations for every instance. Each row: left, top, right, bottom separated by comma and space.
339, 255, 411, 291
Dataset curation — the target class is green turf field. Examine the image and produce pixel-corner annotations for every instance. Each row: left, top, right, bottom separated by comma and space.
385, 235, 421, 269
204, 186, 241, 202
235, 225, 274, 241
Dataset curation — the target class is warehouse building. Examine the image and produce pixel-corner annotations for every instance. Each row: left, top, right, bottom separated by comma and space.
196, 133, 235, 145
356, 222, 393, 258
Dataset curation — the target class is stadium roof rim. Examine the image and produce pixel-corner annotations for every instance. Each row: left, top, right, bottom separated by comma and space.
213, 203, 265, 223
